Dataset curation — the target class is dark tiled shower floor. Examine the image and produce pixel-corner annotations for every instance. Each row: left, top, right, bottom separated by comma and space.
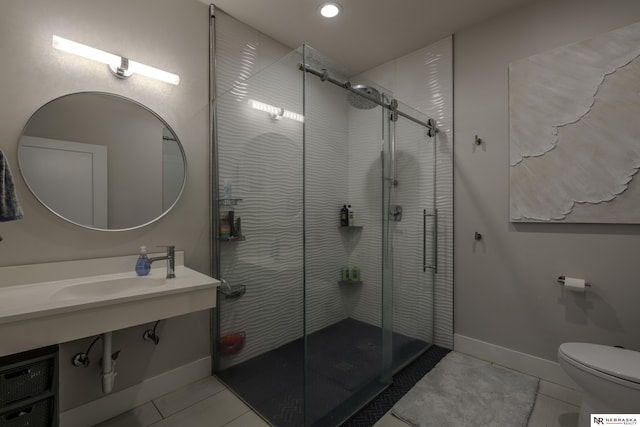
216, 318, 449, 427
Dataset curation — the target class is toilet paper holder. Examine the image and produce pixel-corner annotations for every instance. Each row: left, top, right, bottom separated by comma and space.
557, 276, 591, 287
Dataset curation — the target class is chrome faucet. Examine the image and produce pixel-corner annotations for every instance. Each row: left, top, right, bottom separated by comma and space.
149, 245, 175, 278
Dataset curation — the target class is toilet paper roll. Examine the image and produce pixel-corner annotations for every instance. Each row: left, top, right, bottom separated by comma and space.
564, 277, 586, 293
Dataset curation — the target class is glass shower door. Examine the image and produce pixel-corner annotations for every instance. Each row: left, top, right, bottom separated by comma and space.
214, 48, 307, 426
386, 100, 436, 371
302, 46, 391, 426
214, 39, 437, 426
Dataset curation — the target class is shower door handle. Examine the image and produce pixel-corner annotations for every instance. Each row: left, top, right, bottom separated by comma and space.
423, 209, 438, 274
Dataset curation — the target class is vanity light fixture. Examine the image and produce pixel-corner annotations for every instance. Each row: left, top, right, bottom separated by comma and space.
248, 99, 304, 123
52, 36, 180, 85
319, 2, 342, 18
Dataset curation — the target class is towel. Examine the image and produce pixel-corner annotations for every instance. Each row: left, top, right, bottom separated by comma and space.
0, 149, 24, 222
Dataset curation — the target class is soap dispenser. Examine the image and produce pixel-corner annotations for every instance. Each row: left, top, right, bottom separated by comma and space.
135, 246, 151, 276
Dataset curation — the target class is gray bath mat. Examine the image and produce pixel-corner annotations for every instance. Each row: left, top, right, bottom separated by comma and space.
391, 352, 539, 427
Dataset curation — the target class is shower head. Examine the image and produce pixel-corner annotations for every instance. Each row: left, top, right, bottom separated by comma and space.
346, 84, 381, 110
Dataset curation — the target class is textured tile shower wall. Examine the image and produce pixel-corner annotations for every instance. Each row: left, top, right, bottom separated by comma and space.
215, 10, 453, 367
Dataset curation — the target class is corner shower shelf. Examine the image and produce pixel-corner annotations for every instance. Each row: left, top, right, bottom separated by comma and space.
219, 284, 246, 300
339, 280, 363, 285
217, 235, 246, 242
339, 226, 363, 230
218, 198, 243, 206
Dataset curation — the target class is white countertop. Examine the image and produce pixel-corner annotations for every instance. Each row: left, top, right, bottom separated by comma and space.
0, 252, 219, 357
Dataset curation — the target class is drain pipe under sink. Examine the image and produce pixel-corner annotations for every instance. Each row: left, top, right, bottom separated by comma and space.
101, 332, 117, 393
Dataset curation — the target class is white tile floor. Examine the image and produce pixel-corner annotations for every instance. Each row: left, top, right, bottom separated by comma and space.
96, 373, 581, 427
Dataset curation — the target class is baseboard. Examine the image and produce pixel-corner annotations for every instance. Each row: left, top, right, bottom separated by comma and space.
60, 356, 211, 427
453, 334, 579, 390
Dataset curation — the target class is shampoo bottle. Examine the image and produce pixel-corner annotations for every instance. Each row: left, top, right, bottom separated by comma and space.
135, 246, 151, 276
235, 217, 242, 239
219, 215, 231, 240
340, 205, 349, 226
228, 211, 236, 237
348, 205, 354, 226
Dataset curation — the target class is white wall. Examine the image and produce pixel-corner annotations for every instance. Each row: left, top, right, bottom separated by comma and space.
0, 0, 210, 411
454, 0, 640, 362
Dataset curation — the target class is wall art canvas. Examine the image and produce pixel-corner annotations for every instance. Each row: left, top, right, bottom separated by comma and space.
509, 21, 640, 223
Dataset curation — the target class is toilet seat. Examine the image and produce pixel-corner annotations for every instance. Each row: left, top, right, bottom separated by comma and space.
559, 342, 640, 385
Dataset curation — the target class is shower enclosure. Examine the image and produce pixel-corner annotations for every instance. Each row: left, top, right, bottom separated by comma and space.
212, 40, 439, 426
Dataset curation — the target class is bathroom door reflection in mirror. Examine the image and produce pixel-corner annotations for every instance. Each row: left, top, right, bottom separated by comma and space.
18, 92, 186, 231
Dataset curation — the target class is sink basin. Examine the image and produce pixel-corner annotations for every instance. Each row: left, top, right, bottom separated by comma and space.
54, 276, 166, 300
0, 252, 219, 358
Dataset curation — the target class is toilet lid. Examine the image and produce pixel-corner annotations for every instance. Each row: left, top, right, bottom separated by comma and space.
560, 342, 640, 384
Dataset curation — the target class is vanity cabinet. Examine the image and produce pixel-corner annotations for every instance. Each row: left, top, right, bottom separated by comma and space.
0, 345, 58, 427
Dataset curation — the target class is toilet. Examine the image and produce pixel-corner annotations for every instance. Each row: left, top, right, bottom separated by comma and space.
558, 342, 640, 425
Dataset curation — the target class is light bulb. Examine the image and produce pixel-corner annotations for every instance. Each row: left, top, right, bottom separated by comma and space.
320, 3, 341, 18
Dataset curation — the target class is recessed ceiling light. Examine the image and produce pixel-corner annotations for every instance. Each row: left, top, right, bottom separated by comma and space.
319, 2, 342, 18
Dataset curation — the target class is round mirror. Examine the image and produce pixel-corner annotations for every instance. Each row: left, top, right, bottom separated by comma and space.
18, 92, 186, 231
